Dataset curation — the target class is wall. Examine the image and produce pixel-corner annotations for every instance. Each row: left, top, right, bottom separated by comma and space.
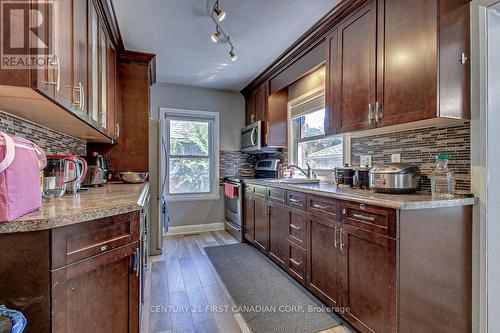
0, 111, 86, 155
351, 122, 471, 193
151, 83, 245, 228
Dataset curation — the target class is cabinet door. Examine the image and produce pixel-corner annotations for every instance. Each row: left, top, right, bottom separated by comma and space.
308, 216, 341, 307
286, 239, 307, 286
286, 208, 307, 249
340, 225, 397, 333
325, 29, 338, 135
88, 1, 99, 123
268, 202, 286, 267
73, 0, 88, 115
376, 0, 437, 127
253, 84, 267, 123
107, 41, 117, 136
333, 0, 377, 133
266, 89, 288, 147
253, 196, 269, 253
32, 1, 54, 99
52, 243, 140, 333
99, 26, 108, 129
52, 0, 74, 109
244, 194, 255, 242
245, 95, 255, 125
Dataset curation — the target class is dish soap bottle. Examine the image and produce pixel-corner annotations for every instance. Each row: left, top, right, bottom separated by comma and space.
430, 154, 455, 198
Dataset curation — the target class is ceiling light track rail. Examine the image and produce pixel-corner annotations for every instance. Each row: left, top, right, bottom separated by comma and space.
210, 0, 237, 61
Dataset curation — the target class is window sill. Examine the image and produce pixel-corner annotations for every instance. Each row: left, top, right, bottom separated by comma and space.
166, 194, 221, 202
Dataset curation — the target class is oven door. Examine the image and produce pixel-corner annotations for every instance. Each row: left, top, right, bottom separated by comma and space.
241, 121, 261, 152
224, 183, 242, 226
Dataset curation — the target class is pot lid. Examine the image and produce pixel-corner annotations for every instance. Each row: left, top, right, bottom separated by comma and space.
335, 163, 354, 170
369, 163, 420, 174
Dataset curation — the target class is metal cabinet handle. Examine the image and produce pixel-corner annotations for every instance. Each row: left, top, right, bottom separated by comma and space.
313, 203, 328, 210
46, 55, 60, 91
290, 224, 301, 230
72, 82, 84, 110
334, 226, 338, 248
290, 198, 302, 204
375, 102, 383, 121
353, 213, 375, 222
81, 83, 85, 112
340, 227, 344, 251
290, 258, 300, 266
368, 103, 374, 124
133, 248, 140, 276
116, 123, 120, 137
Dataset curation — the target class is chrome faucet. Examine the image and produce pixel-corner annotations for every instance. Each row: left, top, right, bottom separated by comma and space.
287, 163, 315, 179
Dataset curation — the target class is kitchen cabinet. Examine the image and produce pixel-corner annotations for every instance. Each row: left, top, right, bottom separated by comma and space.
73, 0, 89, 115
0, 211, 142, 333
51, 243, 139, 333
253, 195, 269, 252
340, 224, 397, 333
107, 42, 118, 137
308, 213, 342, 308
331, 0, 377, 134
268, 201, 286, 267
244, 186, 255, 242
326, 0, 470, 135
243, 182, 473, 333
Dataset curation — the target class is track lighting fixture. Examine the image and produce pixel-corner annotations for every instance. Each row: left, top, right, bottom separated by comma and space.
211, 26, 221, 43
209, 0, 238, 62
213, 0, 226, 22
230, 47, 238, 62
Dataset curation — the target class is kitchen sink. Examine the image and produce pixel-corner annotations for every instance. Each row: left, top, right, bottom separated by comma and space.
265, 178, 321, 185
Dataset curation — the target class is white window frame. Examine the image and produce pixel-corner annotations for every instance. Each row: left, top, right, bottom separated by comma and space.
160, 108, 220, 202
287, 87, 351, 174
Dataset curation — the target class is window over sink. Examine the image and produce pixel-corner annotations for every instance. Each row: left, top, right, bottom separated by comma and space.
162, 108, 220, 201
288, 87, 349, 173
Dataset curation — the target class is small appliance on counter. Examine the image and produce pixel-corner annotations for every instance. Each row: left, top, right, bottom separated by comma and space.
82, 166, 104, 187
354, 166, 372, 189
254, 159, 281, 178
81, 154, 112, 184
49, 155, 87, 194
334, 164, 355, 187
44, 156, 81, 197
369, 163, 421, 194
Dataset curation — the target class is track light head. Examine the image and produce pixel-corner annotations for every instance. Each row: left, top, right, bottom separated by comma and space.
214, 1, 226, 22
230, 47, 238, 62
211, 27, 221, 43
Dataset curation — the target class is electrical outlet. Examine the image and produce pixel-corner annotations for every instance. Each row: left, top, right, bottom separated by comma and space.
360, 155, 372, 167
391, 154, 401, 163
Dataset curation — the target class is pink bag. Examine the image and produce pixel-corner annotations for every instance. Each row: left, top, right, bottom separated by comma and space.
0, 131, 47, 222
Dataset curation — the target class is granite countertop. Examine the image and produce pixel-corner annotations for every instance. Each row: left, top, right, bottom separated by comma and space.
244, 179, 477, 210
0, 183, 149, 234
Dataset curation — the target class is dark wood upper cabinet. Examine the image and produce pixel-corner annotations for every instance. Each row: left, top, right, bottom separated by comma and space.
268, 201, 287, 267
340, 224, 397, 333
266, 88, 288, 147
308, 215, 342, 308
73, 0, 89, 115
332, 0, 378, 134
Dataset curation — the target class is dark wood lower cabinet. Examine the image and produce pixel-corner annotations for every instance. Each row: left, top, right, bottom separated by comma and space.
254, 196, 269, 252
244, 193, 255, 242
52, 243, 140, 333
308, 215, 342, 308
341, 225, 397, 333
243, 184, 473, 333
268, 201, 286, 267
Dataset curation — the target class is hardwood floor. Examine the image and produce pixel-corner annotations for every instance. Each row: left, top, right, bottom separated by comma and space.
141, 230, 352, 333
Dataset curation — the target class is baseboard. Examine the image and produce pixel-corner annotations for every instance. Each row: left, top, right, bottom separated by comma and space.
165, 222, 225, 236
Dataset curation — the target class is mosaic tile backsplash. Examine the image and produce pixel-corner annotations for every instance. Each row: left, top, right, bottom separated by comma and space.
0, 111, 86, 155
220, 150, 288, 179
351, 122, 471, 192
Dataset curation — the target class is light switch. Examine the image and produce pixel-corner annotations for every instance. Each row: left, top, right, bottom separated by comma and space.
391, 154, 401, 163
360, 155, 372, 167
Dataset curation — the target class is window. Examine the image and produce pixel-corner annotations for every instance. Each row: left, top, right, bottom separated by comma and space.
162, 108, 219, 201
288, 87, 347, 171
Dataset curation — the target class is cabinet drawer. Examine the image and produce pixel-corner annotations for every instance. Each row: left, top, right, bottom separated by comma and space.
286, 240, 307, 286
254, 185, 268, 197
286, 208, 307, 248
307, 195, 340, 220
287, 191, 307, 211
341, 202, 396, 238
244, 184, 255, 194
51, 211, 140, 269
268, 187, 286, 203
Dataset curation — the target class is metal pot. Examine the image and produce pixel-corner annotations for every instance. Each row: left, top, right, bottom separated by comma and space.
369, 163, 421, 194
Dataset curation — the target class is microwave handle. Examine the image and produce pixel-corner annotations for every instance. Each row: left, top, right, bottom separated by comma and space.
250, 127, 257, 146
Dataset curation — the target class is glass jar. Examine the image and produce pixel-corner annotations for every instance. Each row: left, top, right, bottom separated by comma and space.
430, 154, 455, 198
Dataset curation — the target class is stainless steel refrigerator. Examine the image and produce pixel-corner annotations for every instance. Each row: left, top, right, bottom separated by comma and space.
148, 118, 168, 256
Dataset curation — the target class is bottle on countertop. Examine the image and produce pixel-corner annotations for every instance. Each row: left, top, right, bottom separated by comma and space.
430, 154, 455, 198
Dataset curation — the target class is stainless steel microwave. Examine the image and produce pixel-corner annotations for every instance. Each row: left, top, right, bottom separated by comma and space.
241, 121, 262, 152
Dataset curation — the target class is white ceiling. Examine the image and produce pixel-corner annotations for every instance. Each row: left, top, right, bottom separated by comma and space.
112, 0, 340, 91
